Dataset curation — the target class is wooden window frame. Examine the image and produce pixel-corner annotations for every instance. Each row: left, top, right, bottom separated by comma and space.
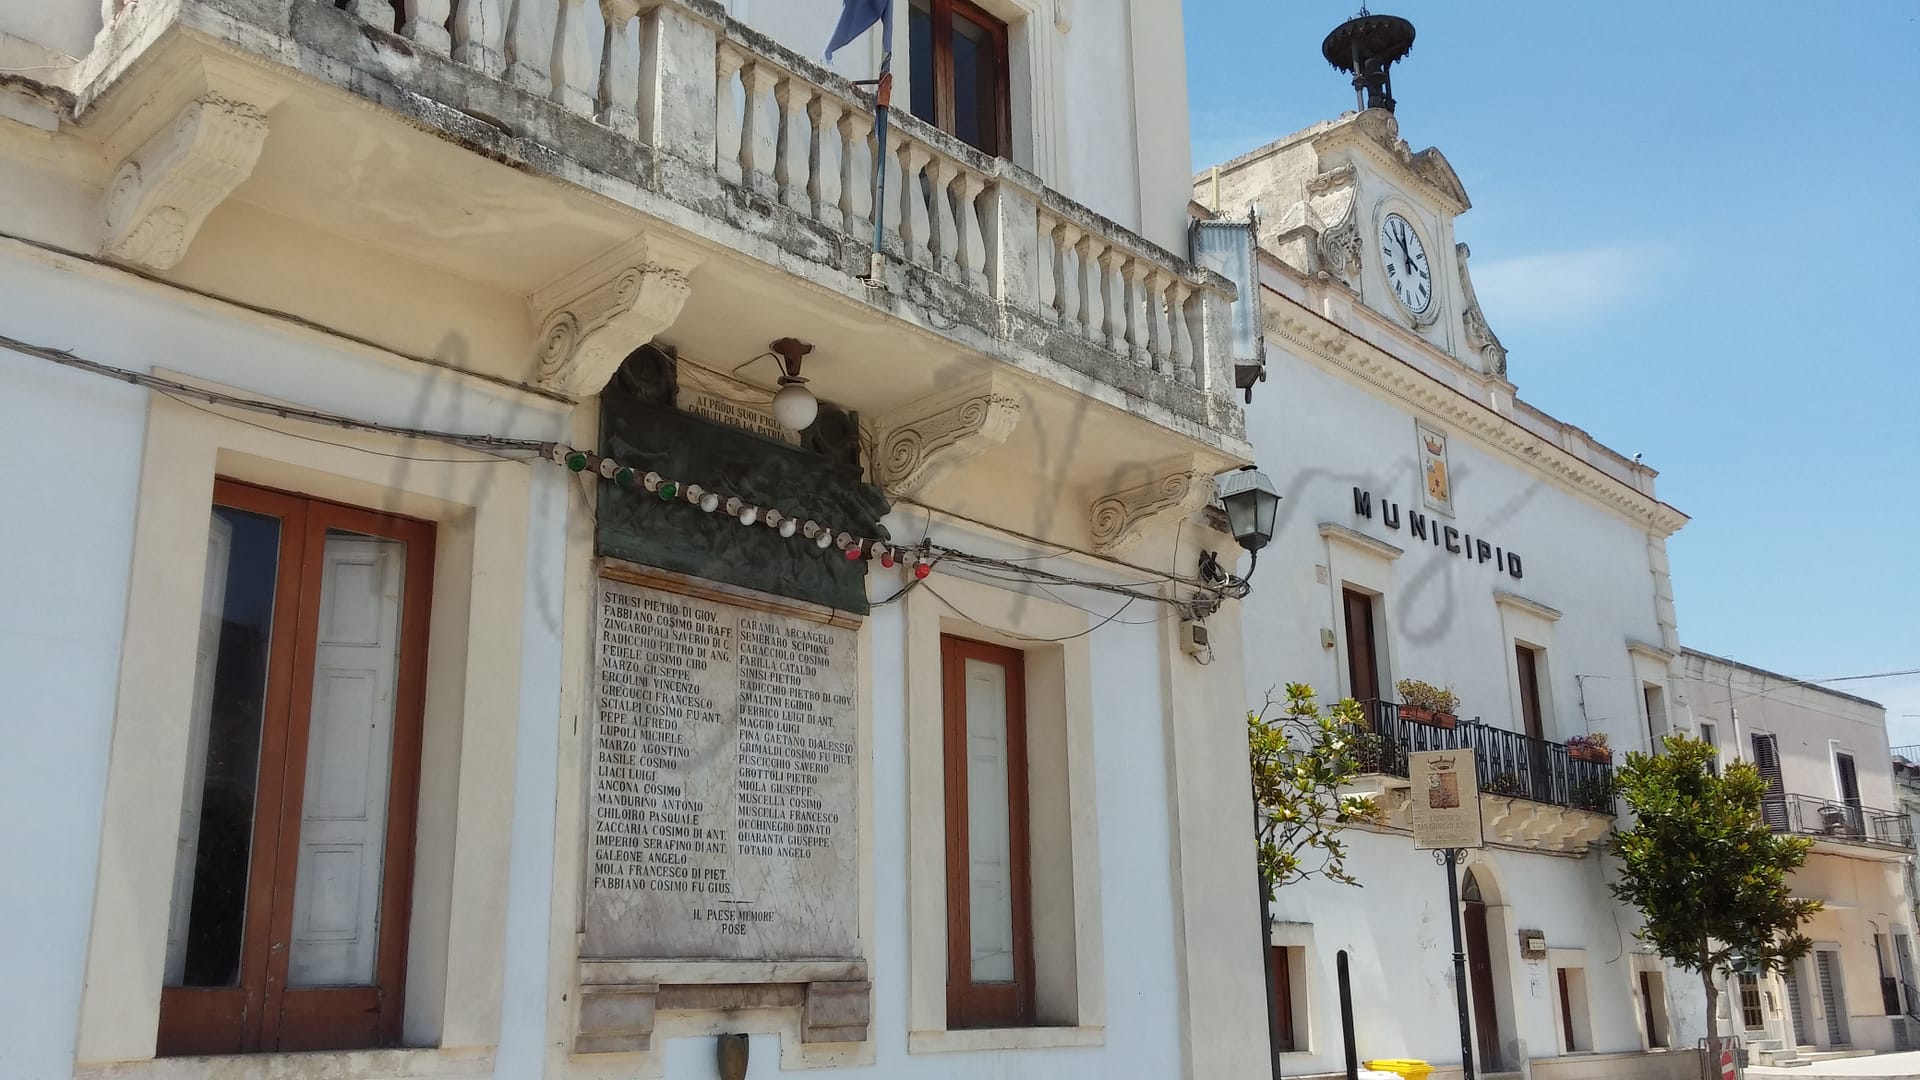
940, 634, 1035, 1029
911, 0, 1013, 158
158, 479, 435, 1056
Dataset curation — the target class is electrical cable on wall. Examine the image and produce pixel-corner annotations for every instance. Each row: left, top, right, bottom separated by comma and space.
3, 332, 1241, 624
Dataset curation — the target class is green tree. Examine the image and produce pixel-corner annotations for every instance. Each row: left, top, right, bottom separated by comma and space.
1606, 733, 1821, 1071
1248, 683, 1378, 894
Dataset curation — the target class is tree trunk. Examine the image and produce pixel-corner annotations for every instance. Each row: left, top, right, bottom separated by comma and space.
1701, 961, 1722, 1080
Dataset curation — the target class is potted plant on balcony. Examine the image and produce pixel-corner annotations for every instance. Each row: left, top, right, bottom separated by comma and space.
1395, 679, 1460, 729
1566, 732, 1612, 764
1486, 772, 1527, 798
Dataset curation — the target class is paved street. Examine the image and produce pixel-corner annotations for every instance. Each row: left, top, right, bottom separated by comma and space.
1748, 1052, 1920, 1078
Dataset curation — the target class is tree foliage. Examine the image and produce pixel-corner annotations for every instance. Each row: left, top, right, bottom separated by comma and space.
1606, 733, 1821, 1065
1248, 683, 1378, 895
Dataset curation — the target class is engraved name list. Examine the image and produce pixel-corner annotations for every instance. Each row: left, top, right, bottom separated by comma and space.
585, 578, 860, 961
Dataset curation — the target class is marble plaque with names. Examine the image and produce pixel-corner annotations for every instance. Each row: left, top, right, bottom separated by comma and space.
586, 578, 860, 961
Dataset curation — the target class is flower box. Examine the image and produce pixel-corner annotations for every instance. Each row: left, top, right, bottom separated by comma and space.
1400, 706, 1457, 729
1568, 745, 1611, 764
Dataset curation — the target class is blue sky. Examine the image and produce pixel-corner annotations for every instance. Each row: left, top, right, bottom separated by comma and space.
1182, 2, 1920, 741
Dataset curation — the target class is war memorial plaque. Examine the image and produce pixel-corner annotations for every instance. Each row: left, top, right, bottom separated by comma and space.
585, 577, 860, 960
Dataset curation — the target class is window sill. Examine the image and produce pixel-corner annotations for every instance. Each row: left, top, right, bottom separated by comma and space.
77, 1047, 494, 1080
908, 1025, 1104, 1054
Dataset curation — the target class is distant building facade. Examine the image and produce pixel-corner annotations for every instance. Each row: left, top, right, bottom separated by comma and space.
1676, 649, 1920, 1062
1197, 70, 1703, 1080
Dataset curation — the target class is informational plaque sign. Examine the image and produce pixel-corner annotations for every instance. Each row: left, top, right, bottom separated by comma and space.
585, 577, 860, 960
1409, 749, 1484, 850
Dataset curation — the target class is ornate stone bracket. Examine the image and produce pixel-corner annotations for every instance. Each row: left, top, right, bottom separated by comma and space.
1088, 456, 1217, 558
530, 239, 701, 399
1455, 242, 1508, 379
872, 373, 1022, 496
101, 96, 270, 271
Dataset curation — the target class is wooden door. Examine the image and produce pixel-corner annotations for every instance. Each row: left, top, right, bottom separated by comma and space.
1515, 644, 1544, 741
1464, 892, 1502, 1071
1343, 588, 1380, 706
1837, 753, 1863, 832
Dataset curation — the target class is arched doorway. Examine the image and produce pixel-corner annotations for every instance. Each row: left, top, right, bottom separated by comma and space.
1463, 870, 1504, 1072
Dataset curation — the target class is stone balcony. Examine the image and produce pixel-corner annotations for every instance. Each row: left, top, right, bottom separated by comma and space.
40, 0, 1248, 461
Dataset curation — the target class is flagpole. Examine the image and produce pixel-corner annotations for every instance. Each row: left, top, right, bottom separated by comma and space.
865, 2, 893, 283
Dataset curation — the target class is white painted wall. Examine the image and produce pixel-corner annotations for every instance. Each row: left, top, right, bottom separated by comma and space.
1236, 337, 1708, 1073
0, 241, 1224, 1078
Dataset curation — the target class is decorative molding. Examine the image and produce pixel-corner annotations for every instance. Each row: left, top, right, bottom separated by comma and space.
574, 982, 659, 1054
530, 239, 699, 399
100, 96, 269, 271
1625, 638, 1675, 664
1455, 242, 1508, 378
1317, 110, 1471, 214
1261, 301, 1689, 536
872, 373, 1022, 496
1054, 0, 1071, 32
1317, 522, 1403, 561
1493, 589, 1562, 623
1316, 203, 1363, 287
1088, 456, 1216, 557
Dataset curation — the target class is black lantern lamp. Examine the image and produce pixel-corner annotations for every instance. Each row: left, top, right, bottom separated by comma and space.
1217, 465, 1281, 553
1201, 466, 1281, 599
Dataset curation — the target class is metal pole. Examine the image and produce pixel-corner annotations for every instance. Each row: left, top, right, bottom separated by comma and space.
1445, 848, 1476, 1080
865, 2, 894, 282
1338, 949, 1358, 1080
1259, 867, 1284, 1080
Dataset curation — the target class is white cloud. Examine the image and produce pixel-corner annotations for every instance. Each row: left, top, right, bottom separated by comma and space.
1469, 245, 1656, 325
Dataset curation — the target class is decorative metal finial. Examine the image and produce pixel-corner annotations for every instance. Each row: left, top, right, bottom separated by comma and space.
1321, 10, 1416, 114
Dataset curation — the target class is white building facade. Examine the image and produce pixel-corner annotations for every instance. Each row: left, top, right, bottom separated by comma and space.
1676, 650, 1920, 1064
0, 2, 1275, 1079
1198, 100, 1707, 1079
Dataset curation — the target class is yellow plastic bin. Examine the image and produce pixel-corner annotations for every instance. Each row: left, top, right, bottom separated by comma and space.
1364, 1061, 1435, 1080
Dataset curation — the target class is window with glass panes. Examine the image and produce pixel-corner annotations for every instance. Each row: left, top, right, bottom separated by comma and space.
159, 480, 434, 1056
941, 634, 1034, 1027
908, 0, 1011, 157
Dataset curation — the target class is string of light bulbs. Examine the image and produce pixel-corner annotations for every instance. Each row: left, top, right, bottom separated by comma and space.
1, 331, 1227, 617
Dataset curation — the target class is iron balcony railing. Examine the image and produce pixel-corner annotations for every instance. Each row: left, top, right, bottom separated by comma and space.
1773, 793, 1914, 851
1356, 700, 1616, 815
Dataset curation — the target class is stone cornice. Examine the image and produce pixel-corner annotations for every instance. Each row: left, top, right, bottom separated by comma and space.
1625, 639, 1675, 664
1493, 590, 1563, 624
1317, 522, 1403, 562
1311, 110, 1470, 215
1263, 297, 1689, 537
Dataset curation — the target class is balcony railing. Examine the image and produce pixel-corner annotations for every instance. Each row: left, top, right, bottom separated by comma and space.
1357, 700, 1617, 815
79, 0, 1240, 428
1774, 793, 1914, 851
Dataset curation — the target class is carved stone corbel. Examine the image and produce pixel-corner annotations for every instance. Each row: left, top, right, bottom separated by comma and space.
530, 239, 700, 399
1455, 241, 1508, 379
872, 373, 1022, 496
101, 96, 270, 271
1088, 456, 1216, 558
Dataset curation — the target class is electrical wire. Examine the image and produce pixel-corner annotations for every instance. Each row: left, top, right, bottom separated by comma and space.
921, 581, 1139, 643
4, 334, 549, 455
5, 331, 1238, 615
161, 391, 541, 464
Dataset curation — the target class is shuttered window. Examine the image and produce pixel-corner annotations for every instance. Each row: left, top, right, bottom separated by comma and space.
159, 480, 434, 1055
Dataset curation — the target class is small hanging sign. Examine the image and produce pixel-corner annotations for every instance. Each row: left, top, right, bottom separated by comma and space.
1409, 749, 1485, 850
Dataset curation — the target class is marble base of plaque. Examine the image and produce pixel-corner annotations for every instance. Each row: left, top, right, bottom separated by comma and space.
573, 971, 872, 1053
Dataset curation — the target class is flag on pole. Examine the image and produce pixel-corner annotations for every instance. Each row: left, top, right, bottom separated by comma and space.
824, 0, 893, 62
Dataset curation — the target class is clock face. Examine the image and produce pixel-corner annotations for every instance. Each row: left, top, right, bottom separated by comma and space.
1380, 212, 1433, 315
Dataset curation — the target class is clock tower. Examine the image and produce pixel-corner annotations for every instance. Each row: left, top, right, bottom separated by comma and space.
1196, 11, 1509, 378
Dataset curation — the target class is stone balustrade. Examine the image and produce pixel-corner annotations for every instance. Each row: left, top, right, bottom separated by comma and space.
75, 0, 1242, 432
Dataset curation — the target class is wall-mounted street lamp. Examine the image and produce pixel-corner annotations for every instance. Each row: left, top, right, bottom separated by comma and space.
1216, 465, 1281, 553
1199, 465, 1281, 602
